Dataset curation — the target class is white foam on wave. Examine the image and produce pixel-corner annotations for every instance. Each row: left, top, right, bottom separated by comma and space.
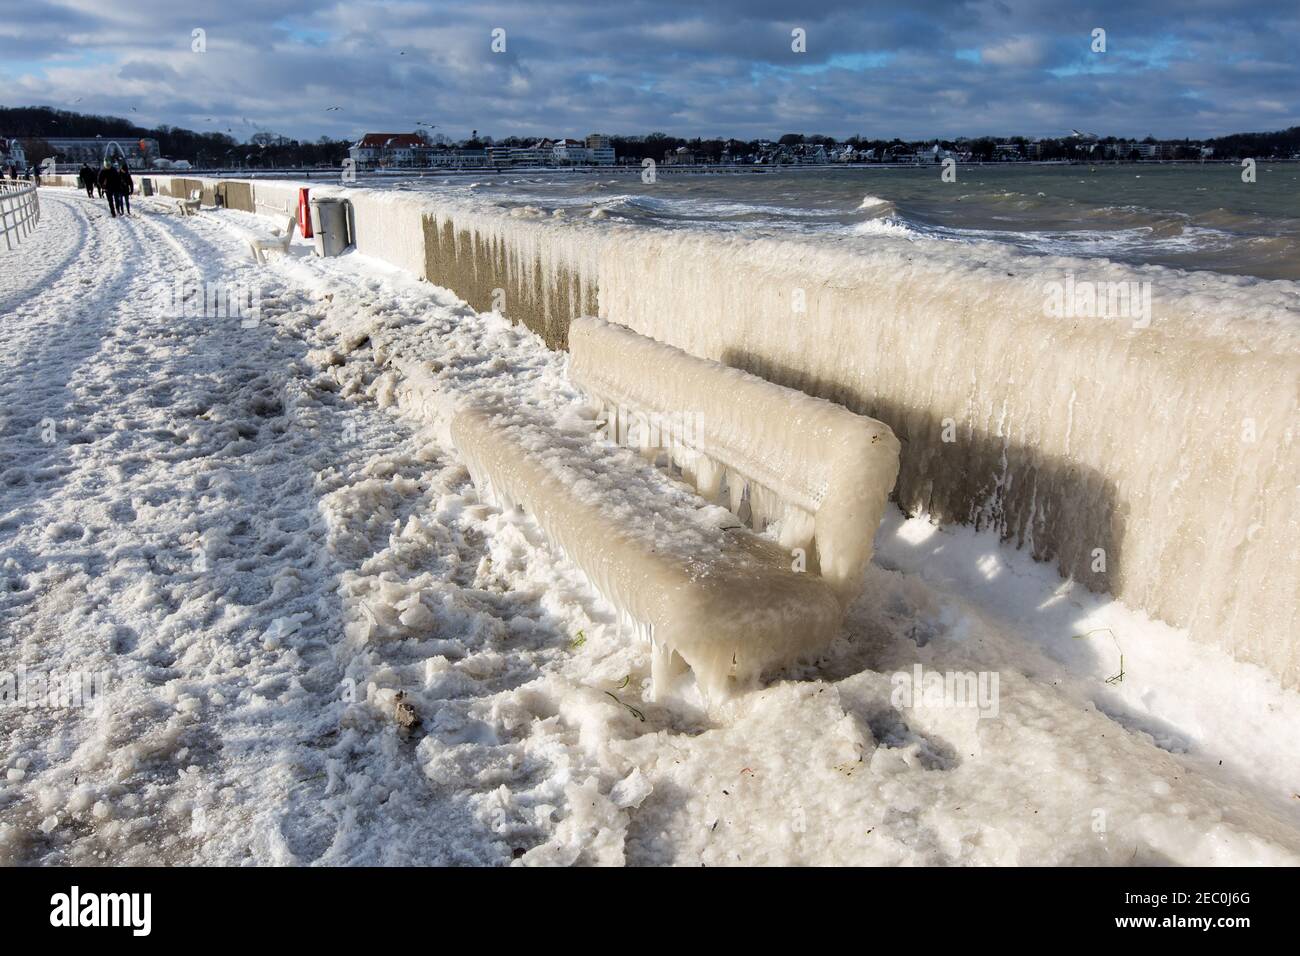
933, 223, 1239, 258
851, 217, 921, 239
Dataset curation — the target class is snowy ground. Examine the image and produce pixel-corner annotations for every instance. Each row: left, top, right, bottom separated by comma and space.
2, 188, 1299, 865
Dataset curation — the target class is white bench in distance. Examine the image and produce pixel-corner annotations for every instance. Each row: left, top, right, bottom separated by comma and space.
176, 189, 201, 216
450, 319, 900, 703
247, 213, 297, 263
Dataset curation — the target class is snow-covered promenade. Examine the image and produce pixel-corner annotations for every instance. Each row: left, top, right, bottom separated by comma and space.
3, 189, 1300, 865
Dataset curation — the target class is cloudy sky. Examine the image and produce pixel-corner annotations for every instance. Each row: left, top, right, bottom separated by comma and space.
3, 0, 1297, 143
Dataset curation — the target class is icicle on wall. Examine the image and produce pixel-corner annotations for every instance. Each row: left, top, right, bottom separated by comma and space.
421, 203, 599, 350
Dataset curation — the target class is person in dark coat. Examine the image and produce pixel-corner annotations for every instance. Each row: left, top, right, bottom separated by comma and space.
116, 165, 134, 216
108, 162, 126, 217
98, 162, 117, 216
79, 164, 96, 197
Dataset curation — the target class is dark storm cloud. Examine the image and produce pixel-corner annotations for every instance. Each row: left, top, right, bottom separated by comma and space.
3, 0, 1296, 141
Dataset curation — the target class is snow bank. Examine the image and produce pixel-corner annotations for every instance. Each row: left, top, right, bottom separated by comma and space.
450, 404, 843, 701
568, 316, 900, 605
421, 195, 600, 349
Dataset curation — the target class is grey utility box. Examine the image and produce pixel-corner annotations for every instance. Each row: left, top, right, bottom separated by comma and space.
309, 197, 351, 257
140, 178, 154, 197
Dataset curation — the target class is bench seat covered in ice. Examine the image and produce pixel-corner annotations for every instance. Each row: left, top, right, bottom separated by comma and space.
246, 213, 297, 264
451, 405, 843, 701
176, 188, 201, 216
567, 316, 900, 606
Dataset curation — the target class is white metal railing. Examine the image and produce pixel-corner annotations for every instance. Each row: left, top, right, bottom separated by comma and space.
1, 178, 41, 251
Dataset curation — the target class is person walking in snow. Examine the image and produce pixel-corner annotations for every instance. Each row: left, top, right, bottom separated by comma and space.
79, 164, 96, 198
109, 162, 128, 217
113, 164, 134, 217
98, 162, 117, 217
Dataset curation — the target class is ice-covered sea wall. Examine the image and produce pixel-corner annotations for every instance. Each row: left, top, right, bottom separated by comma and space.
40, 177, 1300, 686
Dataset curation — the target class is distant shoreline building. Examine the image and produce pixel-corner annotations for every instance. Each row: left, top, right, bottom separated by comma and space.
585, 133, 615, 165
348, 132, 427, 167
663, 145, 696, 165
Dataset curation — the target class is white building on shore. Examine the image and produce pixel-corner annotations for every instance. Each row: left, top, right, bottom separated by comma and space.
490, 134, 617, 168
348, 133, 427, 167
585, 133, 615, 165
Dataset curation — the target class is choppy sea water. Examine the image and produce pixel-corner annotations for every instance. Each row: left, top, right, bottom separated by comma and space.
369, 164, 1300, 280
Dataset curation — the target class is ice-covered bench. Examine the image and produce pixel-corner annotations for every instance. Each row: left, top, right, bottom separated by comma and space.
176, 189, 201, 216
450, 319, 900, 702
567, 316, 900, 606
247, 213, 297, 263
451, 405, 845, 702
